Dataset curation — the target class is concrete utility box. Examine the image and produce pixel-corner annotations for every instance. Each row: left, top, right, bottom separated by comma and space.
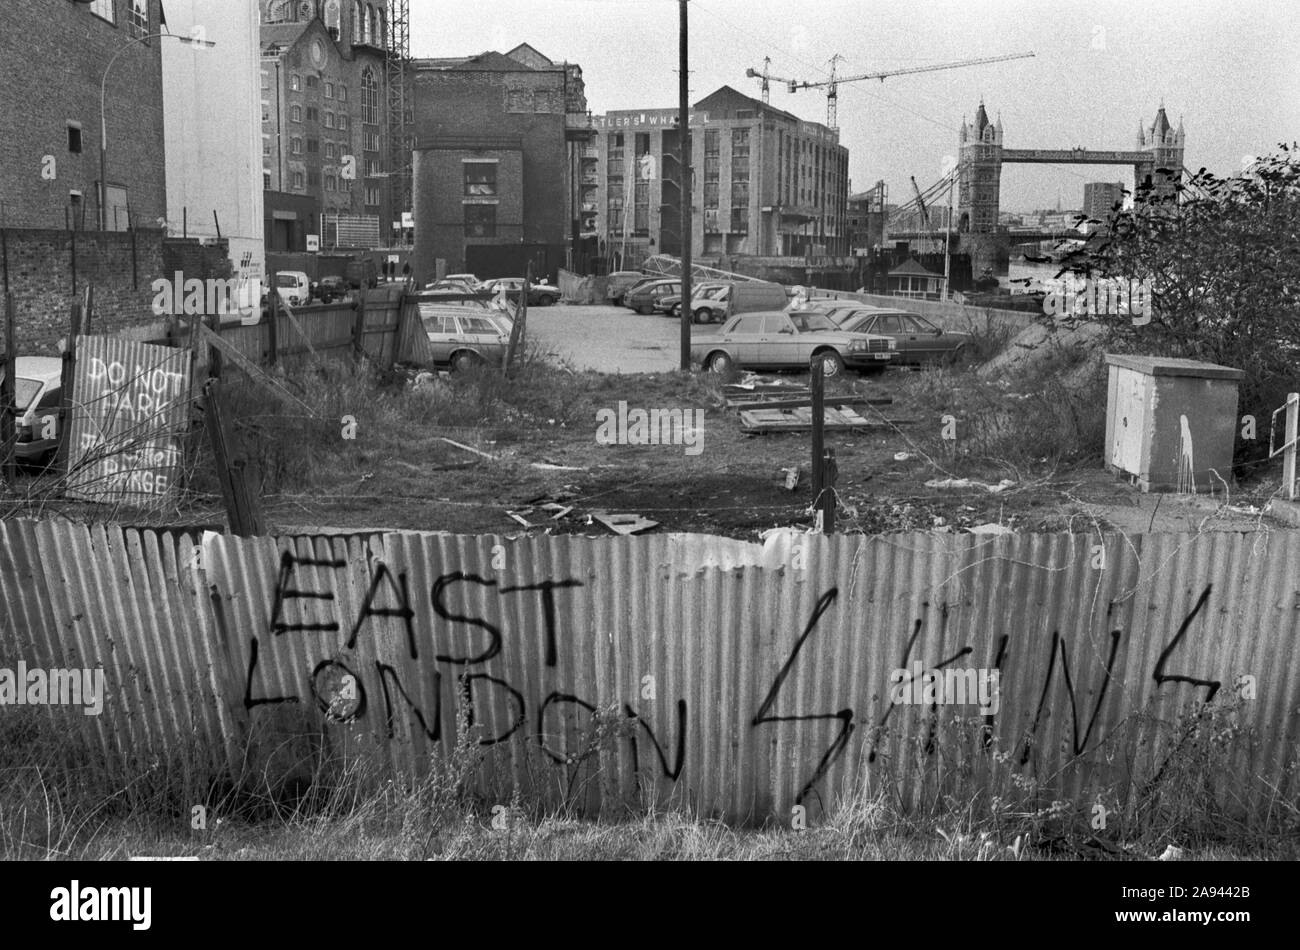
1104, 355, 1245, 493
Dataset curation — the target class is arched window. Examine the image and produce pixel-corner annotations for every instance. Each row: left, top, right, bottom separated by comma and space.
366, 5, 377, 45
351, 1, 362, 42
325, 0, 341, 32
266, 0, 292, 23
376, 9, 385, 46
361, 67, 379, 125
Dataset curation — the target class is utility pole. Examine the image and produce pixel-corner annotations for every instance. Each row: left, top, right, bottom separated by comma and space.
678, 0, 692, 371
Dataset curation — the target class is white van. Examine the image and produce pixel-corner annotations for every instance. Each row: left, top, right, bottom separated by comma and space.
274, 271, 312, 308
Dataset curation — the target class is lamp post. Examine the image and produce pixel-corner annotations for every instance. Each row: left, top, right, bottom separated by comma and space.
100, 31, 216, 232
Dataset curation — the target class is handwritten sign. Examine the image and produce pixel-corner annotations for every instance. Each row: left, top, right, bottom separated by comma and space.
65, 336, 193, 507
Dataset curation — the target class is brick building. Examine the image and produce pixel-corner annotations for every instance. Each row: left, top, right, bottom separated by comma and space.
591, 86, 850, 266
409, 45, 591, 283
259, 0, 392, 250
0, 0, 167, 232
1083, 181, 1125, 223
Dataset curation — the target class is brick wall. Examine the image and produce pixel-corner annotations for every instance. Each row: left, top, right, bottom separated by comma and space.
412, 148, 525, 282
1, 0, 167, 231
1, 228, 230, 354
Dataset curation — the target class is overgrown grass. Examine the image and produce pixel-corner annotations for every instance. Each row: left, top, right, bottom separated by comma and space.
4, 692, 1296, 861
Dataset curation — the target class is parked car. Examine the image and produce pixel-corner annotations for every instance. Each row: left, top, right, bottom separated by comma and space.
625, 279, 681, 315
445, 273, 485, 291
617, 275, 670, 308
425, 278, 479, 294
0, 357, 63, 464
834, 309, 970, 365
483, 278, 561, 307
606, 271, 648, 305
658, 282, 727, 319
273, 271, 312, 308
691, 309, 896, 378
690, 280, 790, 324
312, 275, 349, 304
417, 296, 512, 371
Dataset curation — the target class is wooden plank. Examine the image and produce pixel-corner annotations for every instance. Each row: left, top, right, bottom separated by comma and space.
739, 405, 885, 433
725, 395, 893, 411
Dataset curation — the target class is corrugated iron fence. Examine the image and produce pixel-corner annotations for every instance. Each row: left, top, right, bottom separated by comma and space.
2, 521, 1297, 822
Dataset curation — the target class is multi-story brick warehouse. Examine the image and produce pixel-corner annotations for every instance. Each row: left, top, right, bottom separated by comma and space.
409, 45, 592, 283
0, 0, 167, 231
592, 86, 850, 266
259, 1, 393, 250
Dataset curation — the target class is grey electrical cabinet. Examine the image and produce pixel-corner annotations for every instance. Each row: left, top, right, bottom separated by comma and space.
1104, 354, 1245, 493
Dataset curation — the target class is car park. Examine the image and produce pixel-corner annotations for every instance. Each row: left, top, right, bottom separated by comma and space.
0, 357, 63, 464
691, 309, 896, 377
658, 282, 727, 319
617, 275, 670, 308
834, 309, 970, 365
624, 279, 681, 315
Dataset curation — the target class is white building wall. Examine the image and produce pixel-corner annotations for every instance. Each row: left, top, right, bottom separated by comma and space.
162, 0, 265, 282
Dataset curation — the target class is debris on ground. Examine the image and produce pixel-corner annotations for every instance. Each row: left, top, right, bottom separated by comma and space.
781, 467, 801, 491
925, 477, 1016, 493
894, 451, 915, 462
967, 523, 1014, 535
590, 512, 659, 535
740, 406, 878, 433
439, 437, 498, 460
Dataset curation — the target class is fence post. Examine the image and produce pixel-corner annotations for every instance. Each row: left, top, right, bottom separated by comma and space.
504, 261, 529, 376
1286, 392, 1298, 501
267, 271, 279, 367
56, 299, 83, 471
204, 379, 264, 537
352, 286, 368, 360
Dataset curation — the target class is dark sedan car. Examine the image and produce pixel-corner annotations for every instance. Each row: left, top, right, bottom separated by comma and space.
834, 309, 970, 365
624, 279, 681, 315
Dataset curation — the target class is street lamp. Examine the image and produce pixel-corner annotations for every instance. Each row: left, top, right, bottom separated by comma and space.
100, 31, 216, 232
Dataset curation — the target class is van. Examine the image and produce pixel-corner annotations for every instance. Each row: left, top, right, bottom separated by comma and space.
689, 280, 789, 324
274, 271, 312, 308
346, 257, 378, 290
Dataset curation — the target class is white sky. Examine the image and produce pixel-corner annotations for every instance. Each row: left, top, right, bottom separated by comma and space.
409, 0, 1299, 212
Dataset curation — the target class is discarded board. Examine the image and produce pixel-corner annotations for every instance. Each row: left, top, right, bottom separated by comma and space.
592, 512, 659, 535
726, 395, 893, 411
740, 406, 875, 433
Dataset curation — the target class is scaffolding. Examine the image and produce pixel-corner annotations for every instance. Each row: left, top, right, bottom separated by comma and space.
386, 0, 412, 238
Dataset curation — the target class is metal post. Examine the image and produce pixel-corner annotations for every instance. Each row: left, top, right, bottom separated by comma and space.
810, 353, 824, 518
267, 270, 279, 366
678, 0, 692, 371
1286, 392, 1298, 501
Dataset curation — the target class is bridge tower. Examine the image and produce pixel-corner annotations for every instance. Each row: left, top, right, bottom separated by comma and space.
957, 101, 1004, 275
1137, 103, 1185, 200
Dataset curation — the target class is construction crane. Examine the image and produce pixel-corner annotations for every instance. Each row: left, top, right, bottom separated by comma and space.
746, 50, 1035, 129
910, 176, 931, 231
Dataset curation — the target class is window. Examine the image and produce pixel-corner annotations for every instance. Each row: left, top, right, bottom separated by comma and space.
89, 0, 115, 24
461, 316, 498, 336
291, 74, 302, 92
464, 162, 497, 197
731, 315, 764, 334
338, 86, 348, 102
290, 105, 302, 123
325, 142, 336, 159
365, 131, 380, 151
337, 114, 348, 130
324, 112, 335, 129
465, 204, 496, 238
262, 139, 271, 156
633, 178, 649, 233
326, 176, 337, 192
291, 137, 302, 154
127, 0, 148, 37
293, 171, 304, 189
306, 75, 318, 89
325, 0, 342, 32
730, 206, 747, 233
261, 70, 270, 91
361, 68, 378, 124
307, 139, 318, 153
365, 185, 379, 206
306, 107, 318, 122
67, 123, 82, 154
308, 171, 319, 187
264, 172, 272, 189
703, 182, 719, 210
262, 105, 269, 122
